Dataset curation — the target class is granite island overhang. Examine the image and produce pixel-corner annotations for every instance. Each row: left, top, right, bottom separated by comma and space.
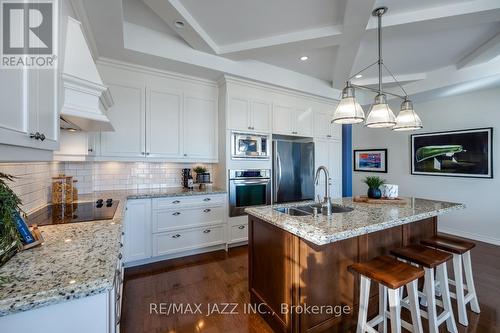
245, 197, 464, 333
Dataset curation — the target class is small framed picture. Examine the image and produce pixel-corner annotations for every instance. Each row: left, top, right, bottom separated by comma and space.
353, 149, 388, 173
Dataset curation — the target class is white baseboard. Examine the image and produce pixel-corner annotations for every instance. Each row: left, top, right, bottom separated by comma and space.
438, 226, 500, 246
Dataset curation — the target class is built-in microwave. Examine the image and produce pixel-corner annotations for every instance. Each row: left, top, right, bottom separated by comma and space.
231, 132, 270, 159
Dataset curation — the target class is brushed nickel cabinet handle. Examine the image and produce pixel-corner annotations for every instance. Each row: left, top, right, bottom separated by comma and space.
203, 198, 211, 202
203, 208, 211, 213
172, 200, 180, 204
172, 234, 181, 238
39, 133, 46, 141
118, 253, 122, 259
238, 225, 245, 230
203, 229, 211, 233
172, 212, 181, 216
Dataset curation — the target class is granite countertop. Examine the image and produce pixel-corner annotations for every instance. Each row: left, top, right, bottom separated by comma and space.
0, 186, 227, 317
245, 197, 464, 246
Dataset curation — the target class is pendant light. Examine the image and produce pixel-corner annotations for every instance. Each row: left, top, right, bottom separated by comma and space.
393, 99, 423, 131
332, 6, 422, 131
332, 82, 365, 124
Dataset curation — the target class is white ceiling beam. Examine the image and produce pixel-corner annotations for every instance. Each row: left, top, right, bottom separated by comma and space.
331, 0, 376, 88
457, 30, 500, 69
366, 0, 500, 33
351, 73, 427, 87
142, 0, 219, 54
218, 25, 344, 59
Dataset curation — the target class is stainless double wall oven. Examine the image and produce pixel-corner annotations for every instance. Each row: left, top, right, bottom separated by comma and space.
228, 169, 271, 217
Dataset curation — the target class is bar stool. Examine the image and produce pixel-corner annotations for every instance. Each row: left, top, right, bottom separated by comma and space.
349, 255, 424, 333
391, 244, 457, 333
421, 235, 480, 326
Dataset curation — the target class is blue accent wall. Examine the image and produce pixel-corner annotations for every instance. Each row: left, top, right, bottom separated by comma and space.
342, 125, 352, 197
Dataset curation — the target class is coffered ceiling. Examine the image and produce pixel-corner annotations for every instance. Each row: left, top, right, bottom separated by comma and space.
73, 0, 500, 101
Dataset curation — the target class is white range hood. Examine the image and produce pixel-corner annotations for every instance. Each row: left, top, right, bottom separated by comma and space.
60, 17, 114, 131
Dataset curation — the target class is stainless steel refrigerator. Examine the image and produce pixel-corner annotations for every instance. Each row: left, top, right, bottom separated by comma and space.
273, 139, 315, 203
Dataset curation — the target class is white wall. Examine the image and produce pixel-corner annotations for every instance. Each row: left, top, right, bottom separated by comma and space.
352, 87, 500, 245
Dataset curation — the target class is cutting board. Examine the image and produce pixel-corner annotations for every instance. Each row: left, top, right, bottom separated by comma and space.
353, 196, 407, 205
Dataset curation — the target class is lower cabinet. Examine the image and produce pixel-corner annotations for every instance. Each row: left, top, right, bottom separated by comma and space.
229, 223, 248, 244
123, 194, 227, 266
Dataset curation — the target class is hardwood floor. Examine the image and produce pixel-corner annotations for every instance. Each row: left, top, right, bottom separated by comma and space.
121, 237, 500, 333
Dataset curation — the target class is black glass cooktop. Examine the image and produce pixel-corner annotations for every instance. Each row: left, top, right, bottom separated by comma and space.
27, 199, 119, 226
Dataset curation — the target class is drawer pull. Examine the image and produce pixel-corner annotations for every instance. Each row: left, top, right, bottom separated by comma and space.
172, 200, 181, 204
203, 198, 211, 202
172, 212, 181, 216
118, 253, 122, 260
203, 229, 211, 234
203, 208, 211, 213
238, 225, 245, 230
172, 234, 181, 238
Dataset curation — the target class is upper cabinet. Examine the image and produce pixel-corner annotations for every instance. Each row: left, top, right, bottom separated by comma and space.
273, 103, 313, 137
93, 61, 218, 163
228, 96, 271, 133
313, 103, 342, 140
0, 67, 58, 152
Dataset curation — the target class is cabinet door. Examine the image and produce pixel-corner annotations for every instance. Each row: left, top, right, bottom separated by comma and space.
273, 104, 293, 135
250, 100, 271, 133
0, 68, 30, 147
146, 88, 182, 158
100, 83, 145, 158
314, 139, 329, 199
314, 111, 332, 139
293, 107, 313, 137
29, 68, 58, 148
329, 140, 343, 198
124, 199, 152, 263
183, 95, 217, 160
228, 97, 250, 131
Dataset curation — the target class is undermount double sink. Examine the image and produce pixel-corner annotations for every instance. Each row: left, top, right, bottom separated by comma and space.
274, 203, 354, 216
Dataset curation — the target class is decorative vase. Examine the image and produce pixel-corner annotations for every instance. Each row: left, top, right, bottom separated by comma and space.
196, 173, 211, 184
367, 187, 382, 199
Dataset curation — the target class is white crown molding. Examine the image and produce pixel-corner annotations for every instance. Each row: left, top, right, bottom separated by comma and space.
96, 57, 218, 88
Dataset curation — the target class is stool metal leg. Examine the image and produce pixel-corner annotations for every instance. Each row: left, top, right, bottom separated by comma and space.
378, 284, 387, 333
424, 267, 439, 333
357, 276, 371, 333
388, 288, 402, 333
463, 251, 480, 314
406, 279, 423, 333
452, 254, 468, 326
436, 263, 458, 333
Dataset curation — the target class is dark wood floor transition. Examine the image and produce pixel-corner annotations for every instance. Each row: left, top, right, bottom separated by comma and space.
121, 236, 500, 333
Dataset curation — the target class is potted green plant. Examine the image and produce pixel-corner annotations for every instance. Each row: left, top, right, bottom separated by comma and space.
193, 166, 210, 183
0, 172, 23, 267
363, 176, 386, 199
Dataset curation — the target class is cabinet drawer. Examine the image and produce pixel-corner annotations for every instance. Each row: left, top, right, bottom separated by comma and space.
152, 225, 224, 256
230, 223, 248, 243
152, 195, 225, 210
153, 206, 225, 232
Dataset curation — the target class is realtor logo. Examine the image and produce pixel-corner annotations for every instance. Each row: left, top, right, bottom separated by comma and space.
1, 0, 57, 68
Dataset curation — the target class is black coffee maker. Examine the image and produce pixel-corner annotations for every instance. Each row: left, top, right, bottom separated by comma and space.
181, 168, 193, 189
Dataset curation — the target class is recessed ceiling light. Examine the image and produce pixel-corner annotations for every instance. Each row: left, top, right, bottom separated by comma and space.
299, 56, 309, 61
174, 20, 185, 29
355, 74, 363, 79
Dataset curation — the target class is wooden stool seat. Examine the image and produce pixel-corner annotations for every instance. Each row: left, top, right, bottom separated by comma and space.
421, 235, 475, 254
391, 244, 452, 268
349, 255, 424, 289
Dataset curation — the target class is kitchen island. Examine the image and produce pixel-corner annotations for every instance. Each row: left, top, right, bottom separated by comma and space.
245, 197, 463, 333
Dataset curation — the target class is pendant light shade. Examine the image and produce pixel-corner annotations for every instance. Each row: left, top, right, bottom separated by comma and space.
393, 99, 422, 131
332, 83, 365, 124
365, 94, 396, 128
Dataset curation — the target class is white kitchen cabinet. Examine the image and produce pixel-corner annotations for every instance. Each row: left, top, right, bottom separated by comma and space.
313, 107, 342, 140
314, 139, 342, 199
123, 199, 152, 263
100, 83, 145, 158
0, 67, 58, 151
183, 95, 217, 159
146, 88, 183, 158
273, 103, 313, 137
228, 96, 271, 133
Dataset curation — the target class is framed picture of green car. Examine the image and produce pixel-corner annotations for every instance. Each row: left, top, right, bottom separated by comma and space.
411, 128, 493, 178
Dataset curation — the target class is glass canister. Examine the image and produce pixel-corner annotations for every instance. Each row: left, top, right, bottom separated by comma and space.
64, 176, 73, 204
51, 176, 65, 204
